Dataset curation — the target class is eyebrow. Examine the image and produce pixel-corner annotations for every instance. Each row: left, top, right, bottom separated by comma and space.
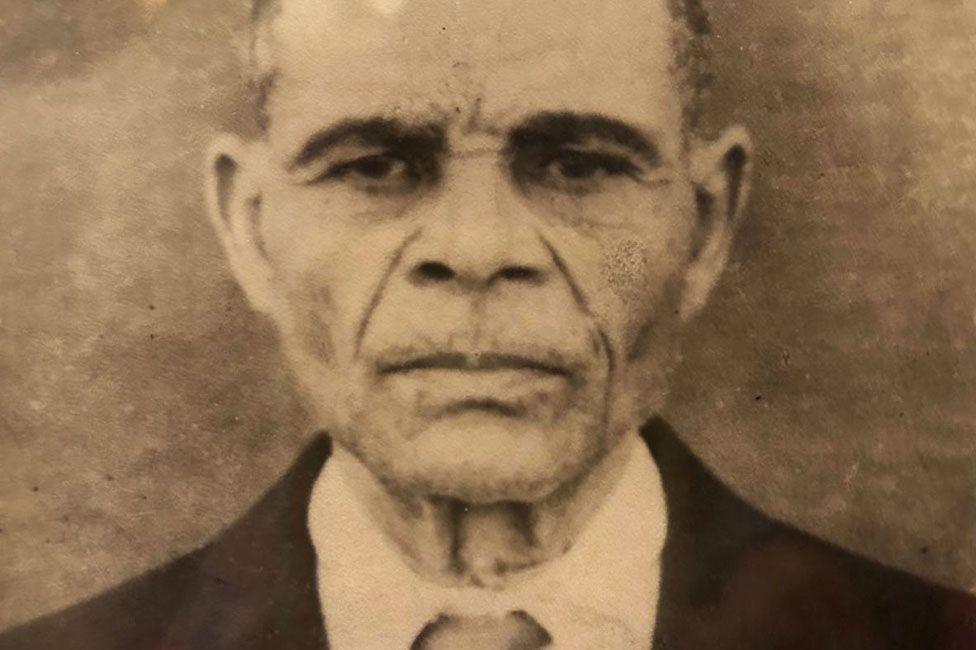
288, 118, 446, 170
507, 112, 662, 166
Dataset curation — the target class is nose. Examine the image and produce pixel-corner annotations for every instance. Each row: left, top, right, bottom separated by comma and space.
404, 156, 553, 292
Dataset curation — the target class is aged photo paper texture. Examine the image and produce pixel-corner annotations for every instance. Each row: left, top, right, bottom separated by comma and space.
1, 1, 975, 648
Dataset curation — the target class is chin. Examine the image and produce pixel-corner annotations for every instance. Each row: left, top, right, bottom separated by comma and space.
363, 411, 607, 504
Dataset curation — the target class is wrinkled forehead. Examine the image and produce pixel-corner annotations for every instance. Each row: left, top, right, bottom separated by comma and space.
263, 0, 682, 154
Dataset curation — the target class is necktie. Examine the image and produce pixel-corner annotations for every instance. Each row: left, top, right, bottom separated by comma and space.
410, 610, 552, 649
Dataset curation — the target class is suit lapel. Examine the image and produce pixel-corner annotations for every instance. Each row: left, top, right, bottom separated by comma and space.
641, 418, 942, 650
162, 435, 333, 649
641, 417, 783, 649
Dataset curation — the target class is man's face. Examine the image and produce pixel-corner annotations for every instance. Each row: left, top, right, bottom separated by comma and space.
209, 0, 749, 503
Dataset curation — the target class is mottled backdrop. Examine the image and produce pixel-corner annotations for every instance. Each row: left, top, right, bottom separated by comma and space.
1, 0, 974, 630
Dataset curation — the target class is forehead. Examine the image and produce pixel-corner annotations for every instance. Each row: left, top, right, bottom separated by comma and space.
265, 0, 681, 154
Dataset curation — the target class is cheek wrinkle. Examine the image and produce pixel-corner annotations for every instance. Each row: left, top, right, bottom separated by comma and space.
294, 280, 337, 362
540, 237, 589, 314
540, 236, 615, 375
353, 227, 424, 357
625, 319, 655, 362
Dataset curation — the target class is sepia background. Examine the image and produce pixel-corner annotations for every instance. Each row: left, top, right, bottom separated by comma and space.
1, 0, 974, 630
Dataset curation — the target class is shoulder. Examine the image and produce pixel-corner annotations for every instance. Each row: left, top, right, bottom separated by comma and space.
0, 551, 204, 650
643, 418, 976, 650
0, 435, 333, 650
690, 523, 974, 649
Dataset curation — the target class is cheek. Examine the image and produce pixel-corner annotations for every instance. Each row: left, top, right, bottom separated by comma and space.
261, 189, 420, 364
597, 208, 696, 350
597, 231, 692, 425
260, 186, 371, 273
600, 236, 684, 339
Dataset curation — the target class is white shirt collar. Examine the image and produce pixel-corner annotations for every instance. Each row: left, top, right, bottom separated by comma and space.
307, 433, 667, 649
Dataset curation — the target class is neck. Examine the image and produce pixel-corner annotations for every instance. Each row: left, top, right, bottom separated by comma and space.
333, 434, 638, 588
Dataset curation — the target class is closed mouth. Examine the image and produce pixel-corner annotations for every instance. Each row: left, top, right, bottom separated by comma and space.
376, 352, 572, 378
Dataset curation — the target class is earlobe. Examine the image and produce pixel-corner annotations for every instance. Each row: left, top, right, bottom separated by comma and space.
204, 134, 276, 316
689, 125, 753, 227
716, 126, 753, 227
206, 134, 254, 235
679, 126, 754, 321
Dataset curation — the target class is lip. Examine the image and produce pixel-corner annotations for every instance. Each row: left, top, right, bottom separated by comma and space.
375, 352, 573, 378
377, 361, 573, 420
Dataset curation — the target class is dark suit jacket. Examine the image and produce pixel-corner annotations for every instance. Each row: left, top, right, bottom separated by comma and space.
2, 419, 974, 649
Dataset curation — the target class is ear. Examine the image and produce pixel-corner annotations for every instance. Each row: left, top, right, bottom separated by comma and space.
678, 125, 753, 320
205, 134, 276, 315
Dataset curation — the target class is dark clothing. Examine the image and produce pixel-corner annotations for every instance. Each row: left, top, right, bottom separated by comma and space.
2, 419, 974, 649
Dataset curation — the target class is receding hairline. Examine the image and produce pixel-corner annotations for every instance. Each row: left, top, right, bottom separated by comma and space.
245, 0, 713, 133
250, 0, 709, 31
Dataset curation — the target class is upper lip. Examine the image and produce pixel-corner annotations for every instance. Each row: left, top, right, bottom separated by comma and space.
376, 352, 573, 377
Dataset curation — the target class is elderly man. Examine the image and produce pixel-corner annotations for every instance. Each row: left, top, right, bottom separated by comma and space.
2, 0, 974, 648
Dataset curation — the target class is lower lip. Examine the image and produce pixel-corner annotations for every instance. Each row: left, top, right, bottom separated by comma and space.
379, 368, 570, 415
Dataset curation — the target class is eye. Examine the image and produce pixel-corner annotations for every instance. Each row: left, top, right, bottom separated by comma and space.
321, 152, 424, 195
551, 150, 635, 179
516, 148, 643, 195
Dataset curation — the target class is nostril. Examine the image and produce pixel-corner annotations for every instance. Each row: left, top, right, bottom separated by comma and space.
411, 261, 455, 284
499, 266, 542, 284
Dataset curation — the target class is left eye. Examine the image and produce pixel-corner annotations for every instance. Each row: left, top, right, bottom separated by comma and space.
547, 150, 637, 181
515, 148, 641, 195
323, 153, 420, 194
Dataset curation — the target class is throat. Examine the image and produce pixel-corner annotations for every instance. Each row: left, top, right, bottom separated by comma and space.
331, 435, 637, 588
444, 500, 553, 587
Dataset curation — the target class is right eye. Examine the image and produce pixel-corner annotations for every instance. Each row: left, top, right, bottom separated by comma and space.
321, 153, 422, 195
